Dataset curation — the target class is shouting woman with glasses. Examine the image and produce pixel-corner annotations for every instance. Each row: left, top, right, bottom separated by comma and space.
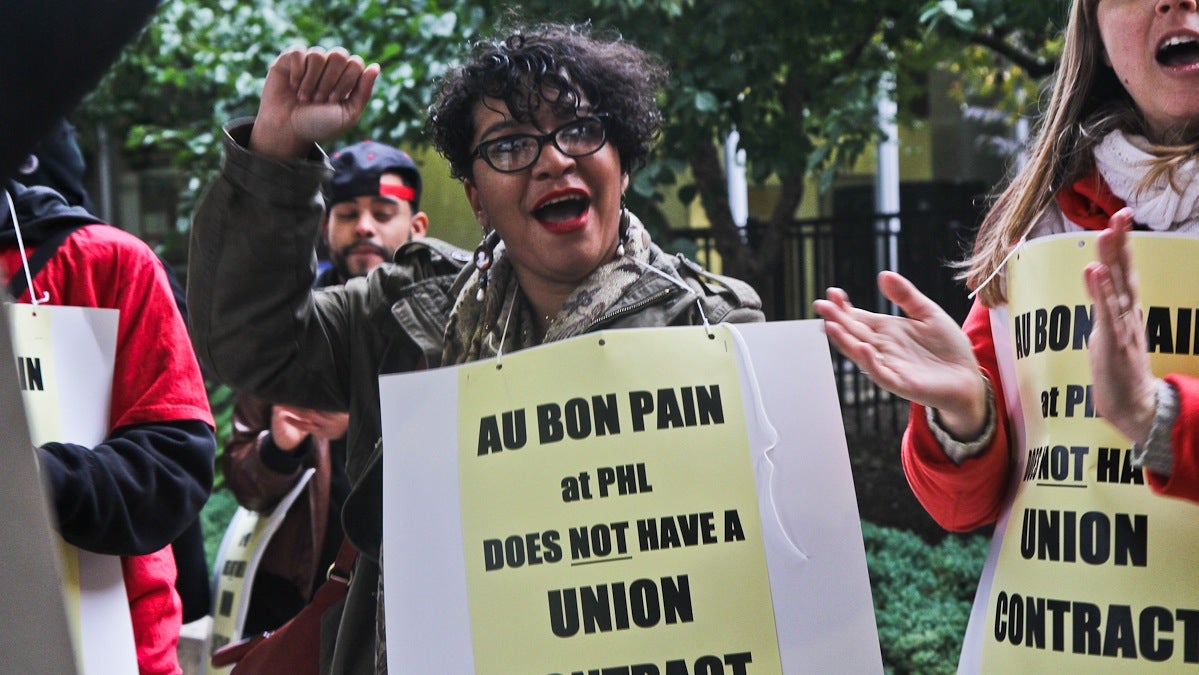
189, 21, 762, 674
429, 25, 762, 358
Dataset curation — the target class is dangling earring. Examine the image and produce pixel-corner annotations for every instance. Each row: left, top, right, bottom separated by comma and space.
615, 207, 630, 257
473, 230, 495, 301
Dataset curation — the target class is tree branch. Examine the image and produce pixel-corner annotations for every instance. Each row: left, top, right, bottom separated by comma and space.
968, 31, 1056, 79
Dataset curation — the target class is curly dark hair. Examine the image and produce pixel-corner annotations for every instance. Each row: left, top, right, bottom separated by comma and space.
427, 23, 667, 181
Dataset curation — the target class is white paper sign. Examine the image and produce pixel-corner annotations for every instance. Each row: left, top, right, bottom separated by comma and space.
8, 303, 137, 674
207, 467, 316, 673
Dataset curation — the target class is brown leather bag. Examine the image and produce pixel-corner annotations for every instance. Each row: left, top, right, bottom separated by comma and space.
210, 538, 357, 674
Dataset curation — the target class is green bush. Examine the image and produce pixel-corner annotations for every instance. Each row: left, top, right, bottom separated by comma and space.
862, 521, 990, 674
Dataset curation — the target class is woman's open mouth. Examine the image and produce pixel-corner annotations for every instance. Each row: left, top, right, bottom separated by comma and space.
1157, 35, 1199, 70
533, 190, 591, 233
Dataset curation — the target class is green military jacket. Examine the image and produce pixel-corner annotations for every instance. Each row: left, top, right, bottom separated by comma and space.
188, 120, 763, 675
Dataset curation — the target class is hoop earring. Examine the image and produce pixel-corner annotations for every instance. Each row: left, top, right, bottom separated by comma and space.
473, 230, 496, 301
616, 208, 630, 257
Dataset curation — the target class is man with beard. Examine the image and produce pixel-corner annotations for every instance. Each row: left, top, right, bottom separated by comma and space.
223, 140, 428, 637
317, 141, 428, 284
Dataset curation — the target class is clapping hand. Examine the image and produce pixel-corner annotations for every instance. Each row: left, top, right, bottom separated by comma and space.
814, 271, 989, 440
1083, 207, 1157, 445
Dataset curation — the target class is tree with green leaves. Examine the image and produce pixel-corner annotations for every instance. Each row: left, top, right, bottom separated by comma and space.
466, 0, 1066, 305
481, 1, 926, 299
80, 0, 485, 225
918, 0, 1066, 124
83, 0, 1067, 310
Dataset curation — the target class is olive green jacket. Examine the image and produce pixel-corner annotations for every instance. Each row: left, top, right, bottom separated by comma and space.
187, 119, 763, 674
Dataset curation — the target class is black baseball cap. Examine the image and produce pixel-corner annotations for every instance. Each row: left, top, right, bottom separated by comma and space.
328, 140, 422, 211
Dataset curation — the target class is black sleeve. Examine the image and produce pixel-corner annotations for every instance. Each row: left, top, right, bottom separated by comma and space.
38, 419, 215, 557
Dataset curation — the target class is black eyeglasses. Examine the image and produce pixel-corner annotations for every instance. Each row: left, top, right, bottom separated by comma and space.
471, 116, 608, 173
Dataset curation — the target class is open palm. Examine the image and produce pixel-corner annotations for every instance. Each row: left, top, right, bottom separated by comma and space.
814, 271, 988, 437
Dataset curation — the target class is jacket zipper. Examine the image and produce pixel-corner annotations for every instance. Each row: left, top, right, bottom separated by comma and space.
584, 285, 679, 333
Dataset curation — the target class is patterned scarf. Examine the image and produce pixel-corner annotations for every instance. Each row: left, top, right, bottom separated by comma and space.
442, 211, 655, 365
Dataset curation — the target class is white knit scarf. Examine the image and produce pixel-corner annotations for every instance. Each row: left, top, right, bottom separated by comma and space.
1093, 129, 1199, 231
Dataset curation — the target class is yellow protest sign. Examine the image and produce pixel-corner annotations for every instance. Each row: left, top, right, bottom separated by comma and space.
12, 302, 64, 442
381, 321, 883, 674
457, 325, 778, 673
968, 233, 1199, 672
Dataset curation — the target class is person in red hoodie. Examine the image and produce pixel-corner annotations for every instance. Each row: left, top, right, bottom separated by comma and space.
1, 177, 215, 674
816, 0, 1199, 670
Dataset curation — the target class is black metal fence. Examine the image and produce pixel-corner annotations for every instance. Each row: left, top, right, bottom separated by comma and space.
669, 197, 983, 436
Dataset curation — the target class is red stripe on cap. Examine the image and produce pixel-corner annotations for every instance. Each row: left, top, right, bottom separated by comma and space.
380, 183, 416, 202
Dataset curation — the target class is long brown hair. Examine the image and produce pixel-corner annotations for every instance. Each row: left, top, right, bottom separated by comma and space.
962, 0, 1191, 305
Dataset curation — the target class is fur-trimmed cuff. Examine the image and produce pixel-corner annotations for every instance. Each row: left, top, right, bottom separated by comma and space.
1131, 379, 1177, 477
926, 374, 997, 465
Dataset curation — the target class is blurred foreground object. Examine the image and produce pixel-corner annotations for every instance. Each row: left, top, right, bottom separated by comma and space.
0, 0, 158, 179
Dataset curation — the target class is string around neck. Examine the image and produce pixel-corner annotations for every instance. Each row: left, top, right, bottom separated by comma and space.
696, 299, 714, 339
968, 234, 1027, 301
494, 282, 519, 369
4, 189, 49, 305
